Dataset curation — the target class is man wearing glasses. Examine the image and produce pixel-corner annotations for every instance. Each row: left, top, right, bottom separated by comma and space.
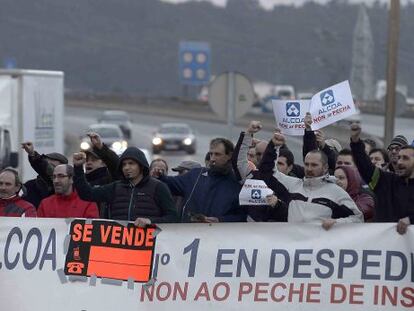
37, 164, 99, 218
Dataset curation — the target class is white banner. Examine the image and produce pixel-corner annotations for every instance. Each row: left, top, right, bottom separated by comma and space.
0, 218, 413, 310
272, 99, 311, 136
239, 179, 274, 206
310, 80, 357, 130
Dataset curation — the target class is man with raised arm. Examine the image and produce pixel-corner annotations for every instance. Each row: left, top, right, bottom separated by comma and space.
259, 130, 363, 229
350, 123, 414, 234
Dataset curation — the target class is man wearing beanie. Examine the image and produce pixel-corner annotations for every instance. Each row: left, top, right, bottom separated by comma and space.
387, 135, 408, 172
350, 124, 414, 234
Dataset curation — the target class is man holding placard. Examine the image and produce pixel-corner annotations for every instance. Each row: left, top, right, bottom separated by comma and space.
259, 131, 363, 229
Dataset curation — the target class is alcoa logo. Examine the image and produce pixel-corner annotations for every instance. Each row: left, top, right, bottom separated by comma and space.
320, 90, 335, 107
286, 102, 301, 117
251, 189, 262, 200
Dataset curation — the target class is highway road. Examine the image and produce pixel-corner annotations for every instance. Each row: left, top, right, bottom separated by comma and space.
65, 106, 303, 173
65, 106, 413, 173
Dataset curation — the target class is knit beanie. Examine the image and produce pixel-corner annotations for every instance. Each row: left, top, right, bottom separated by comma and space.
388, 135, 408, 149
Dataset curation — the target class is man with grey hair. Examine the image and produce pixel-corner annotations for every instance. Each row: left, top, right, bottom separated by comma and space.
38, 164, 99, 218
0, 168, 36, 217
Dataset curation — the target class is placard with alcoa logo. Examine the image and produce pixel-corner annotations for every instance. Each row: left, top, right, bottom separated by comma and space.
239, 179, 274, 206
272, 81, 357, 135
272, 99, 311, 136
309, 80, 357, 130
64, 219, 157, 282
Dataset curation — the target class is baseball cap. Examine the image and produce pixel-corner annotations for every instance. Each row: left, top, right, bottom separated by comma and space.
172, 160, 202, 172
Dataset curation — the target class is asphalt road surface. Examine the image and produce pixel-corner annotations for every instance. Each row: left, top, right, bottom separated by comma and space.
65, 106, 303, 172
65, 106, 413, 173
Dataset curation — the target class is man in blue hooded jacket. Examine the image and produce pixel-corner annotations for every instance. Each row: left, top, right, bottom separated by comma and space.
158, 137, 246, 223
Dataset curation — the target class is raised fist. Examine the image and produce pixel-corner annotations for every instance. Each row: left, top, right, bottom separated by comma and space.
87, 132, 103, 150
315, 130, 326, 148
73, 152, 86, 166
21, 142, 35, 156
304, 113, 313, 130
272, 132, 285, 147
247, 121, 262, 135
350, 122, 362, 143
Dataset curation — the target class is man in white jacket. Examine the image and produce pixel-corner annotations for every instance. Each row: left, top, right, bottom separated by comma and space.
258, 130, 364, 229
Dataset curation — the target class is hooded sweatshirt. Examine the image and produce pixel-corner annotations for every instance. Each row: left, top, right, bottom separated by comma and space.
336, 166, 375, 222
74, 147, 177, 223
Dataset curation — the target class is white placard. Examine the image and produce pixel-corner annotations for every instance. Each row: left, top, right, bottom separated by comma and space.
271, 81, 357, 135
239, 179, 274, 206
272, 99, 311, 136
310, 80, 357, 130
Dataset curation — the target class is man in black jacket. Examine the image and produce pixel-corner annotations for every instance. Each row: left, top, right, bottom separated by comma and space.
350, 123, 414, 234
73, 146, 177, 225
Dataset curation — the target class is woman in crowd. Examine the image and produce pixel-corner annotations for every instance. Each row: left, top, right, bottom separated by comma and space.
334, 166, 375, 222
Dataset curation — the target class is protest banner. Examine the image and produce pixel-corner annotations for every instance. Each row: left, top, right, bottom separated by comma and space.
0, 218, 413, 310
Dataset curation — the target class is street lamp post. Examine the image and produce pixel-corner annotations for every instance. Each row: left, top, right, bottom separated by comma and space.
384, 0, 400, 145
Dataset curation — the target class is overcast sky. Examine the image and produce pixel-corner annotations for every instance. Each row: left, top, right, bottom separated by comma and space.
162, 0, 413, 9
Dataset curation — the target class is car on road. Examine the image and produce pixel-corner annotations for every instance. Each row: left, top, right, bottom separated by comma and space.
98, 110, 132, 139
152, 123, 196, 154
80, 123, 128, 155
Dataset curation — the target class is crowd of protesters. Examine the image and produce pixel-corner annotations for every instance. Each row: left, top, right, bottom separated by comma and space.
0, 115, 413, 234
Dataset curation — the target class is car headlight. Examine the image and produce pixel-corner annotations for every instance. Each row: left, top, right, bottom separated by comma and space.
152, 137, 162, 145
80, 142, 90, 150
112, 141, 122, 151
183, 138, 192, 146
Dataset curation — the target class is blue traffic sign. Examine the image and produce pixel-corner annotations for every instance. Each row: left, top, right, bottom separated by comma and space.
179, 41, 211, 86
3, 57, 16, 69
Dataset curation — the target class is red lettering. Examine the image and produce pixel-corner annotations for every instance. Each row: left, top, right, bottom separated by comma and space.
288, 283, 304, 302
72, 223, 83, 242
254, 283, 269, 302
145, 228, 155, 247
82, 224, 93, 242
330, 284, 347, 303
270, 283, 286, 302
121, 227, 134, 245
401, 287, 414, 308
194, 282, 211, 301
349, 284, 364, 304
213, 282, 230, 301
306, 283, 321, 303
110, 226, 122, 244
100, 225, 111, 243
238, 282, 253, 301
